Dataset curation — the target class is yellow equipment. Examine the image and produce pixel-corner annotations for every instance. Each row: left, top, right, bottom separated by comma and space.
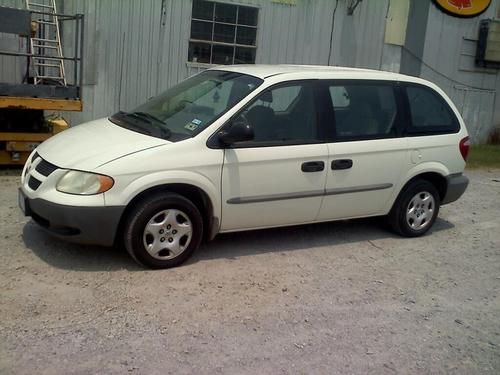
0, 3, 83, 165
0, 114, 69, 165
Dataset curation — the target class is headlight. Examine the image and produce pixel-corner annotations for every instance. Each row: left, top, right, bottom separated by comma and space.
56, 170, 114, 195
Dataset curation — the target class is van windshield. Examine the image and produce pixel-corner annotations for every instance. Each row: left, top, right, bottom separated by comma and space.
109, 70, 262, 141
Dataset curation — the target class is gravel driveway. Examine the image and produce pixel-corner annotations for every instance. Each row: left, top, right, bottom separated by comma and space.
1, 169, 499, 374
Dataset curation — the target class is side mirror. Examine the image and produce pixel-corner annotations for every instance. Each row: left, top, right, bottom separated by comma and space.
218, 117, 254, 146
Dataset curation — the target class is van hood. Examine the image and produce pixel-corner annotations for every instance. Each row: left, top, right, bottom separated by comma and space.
36, 118, 169, 170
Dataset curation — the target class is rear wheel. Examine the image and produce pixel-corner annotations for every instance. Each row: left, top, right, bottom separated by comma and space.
388, 179, 440, 237
123, 192, 203, 269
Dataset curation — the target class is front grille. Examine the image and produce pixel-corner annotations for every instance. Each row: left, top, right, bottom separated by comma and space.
28, 176, 42, 190
25, 155, 59, 191
35, 159, 59, 177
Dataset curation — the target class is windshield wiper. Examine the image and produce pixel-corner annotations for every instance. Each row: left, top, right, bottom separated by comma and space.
130, 111, 166, 125
121, 111, 171, 139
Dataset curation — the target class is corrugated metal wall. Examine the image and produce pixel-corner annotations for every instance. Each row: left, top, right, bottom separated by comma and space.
59, 0, 196, 125
0, 0, 29, 84
1, 0, 499, 142
0, 32, 25, 84
56, 0, 391, 125
420, 1, 500, 143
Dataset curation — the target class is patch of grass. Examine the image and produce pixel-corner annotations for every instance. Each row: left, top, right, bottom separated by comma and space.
467, 145, 500, 169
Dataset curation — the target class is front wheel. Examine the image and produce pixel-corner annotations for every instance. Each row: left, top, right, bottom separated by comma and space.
123, 192, 203, 269
388, 179, 440, 237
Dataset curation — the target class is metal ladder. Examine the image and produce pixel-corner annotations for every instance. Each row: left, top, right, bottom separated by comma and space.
26, 0, 67, 86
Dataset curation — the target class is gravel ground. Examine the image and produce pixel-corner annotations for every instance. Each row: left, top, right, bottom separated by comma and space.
0, 169, 499, 374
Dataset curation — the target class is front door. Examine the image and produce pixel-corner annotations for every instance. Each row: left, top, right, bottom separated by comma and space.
220, 81, 328, 231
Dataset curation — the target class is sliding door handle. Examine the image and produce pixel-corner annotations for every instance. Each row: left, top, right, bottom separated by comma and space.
331, 159, 353, 170
301, 161, 325, 172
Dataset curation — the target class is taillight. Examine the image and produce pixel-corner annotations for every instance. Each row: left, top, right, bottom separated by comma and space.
459, 136, 470, 161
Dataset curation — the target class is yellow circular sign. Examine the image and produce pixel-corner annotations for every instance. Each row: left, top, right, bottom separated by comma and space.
433, 0, 491, 17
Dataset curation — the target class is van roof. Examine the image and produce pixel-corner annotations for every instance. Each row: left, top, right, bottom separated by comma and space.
207, 64, 423, 83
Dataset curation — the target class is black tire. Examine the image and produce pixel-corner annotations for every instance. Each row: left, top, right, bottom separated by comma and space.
123, 192, 203, 269
388, 179, 440, 237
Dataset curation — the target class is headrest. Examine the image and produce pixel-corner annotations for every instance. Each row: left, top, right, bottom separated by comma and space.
260, 90, 273, 103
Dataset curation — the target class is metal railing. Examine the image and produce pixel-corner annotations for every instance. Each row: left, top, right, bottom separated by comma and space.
0, 7, 84, 93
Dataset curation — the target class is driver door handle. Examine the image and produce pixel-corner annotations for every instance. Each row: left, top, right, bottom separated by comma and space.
301, 161, 325, 172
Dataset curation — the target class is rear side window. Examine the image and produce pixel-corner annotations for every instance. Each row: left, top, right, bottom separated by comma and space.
405, 85, 459, 134
327, 83, 399, 141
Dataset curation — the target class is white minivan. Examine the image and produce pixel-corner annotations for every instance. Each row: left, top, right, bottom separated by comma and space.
19, 65, 469, 269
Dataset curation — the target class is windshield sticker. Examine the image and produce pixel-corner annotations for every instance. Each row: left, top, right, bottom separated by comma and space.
184, 122, 199, 131
191, 119, 202, 125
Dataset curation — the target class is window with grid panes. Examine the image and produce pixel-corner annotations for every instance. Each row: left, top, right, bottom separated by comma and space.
188, 0, 258, 65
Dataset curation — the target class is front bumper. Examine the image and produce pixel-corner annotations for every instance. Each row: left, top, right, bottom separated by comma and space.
19, 188, 125, 246
442, 174, 469, 205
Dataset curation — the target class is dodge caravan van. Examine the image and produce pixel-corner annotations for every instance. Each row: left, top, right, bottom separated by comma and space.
19, 65, 469, 268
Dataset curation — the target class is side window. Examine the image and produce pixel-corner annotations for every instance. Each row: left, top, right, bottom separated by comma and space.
328, 84, 398, 140
406, 85, 458, 134
268, 86, 301, 112
236, 83, 319, 144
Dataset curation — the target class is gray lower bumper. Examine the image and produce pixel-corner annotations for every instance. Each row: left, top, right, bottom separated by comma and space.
442, 174, 469, 205
20, 189, 125, 246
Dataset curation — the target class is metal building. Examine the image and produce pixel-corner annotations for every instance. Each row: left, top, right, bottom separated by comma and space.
1, 0, 500, 143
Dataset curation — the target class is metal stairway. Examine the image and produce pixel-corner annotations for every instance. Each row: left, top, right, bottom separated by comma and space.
26, 0, 67, 86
